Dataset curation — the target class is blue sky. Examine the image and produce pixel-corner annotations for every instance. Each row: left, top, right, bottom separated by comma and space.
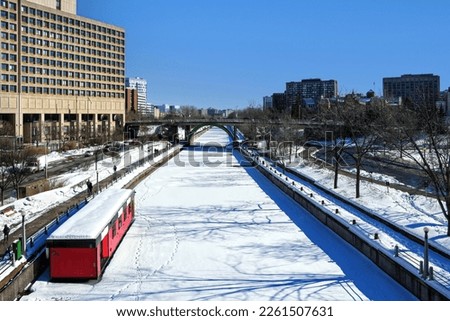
78, 0, 450, 109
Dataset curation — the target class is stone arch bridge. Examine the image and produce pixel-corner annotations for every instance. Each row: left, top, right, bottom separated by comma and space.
125, 118, 323, 145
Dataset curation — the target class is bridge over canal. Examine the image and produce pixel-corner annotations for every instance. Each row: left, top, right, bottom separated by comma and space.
125, 118, 325, 145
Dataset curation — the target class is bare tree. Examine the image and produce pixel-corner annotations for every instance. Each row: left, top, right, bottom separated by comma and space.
388, 99, 450, 236
180, 106, 200, 118
8, 147, 39, 199
340, 96, 384, 198
314, 99, 350, 189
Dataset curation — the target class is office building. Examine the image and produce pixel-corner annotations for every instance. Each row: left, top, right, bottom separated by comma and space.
0, 0, 126, 144
383, 74, 440, 108
125, 77, 148, 114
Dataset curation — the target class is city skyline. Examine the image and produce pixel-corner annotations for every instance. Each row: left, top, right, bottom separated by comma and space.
79, 0, 450, 109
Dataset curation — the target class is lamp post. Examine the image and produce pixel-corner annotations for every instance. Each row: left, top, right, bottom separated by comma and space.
423, 227, 430, 278
95, 149, 99, 194
21, 211, 26, 256
45, 140, 49, 179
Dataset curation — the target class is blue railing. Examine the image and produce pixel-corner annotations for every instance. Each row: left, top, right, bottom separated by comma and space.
25, 198, 90, 259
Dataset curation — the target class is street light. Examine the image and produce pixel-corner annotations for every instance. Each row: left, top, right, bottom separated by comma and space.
45, 140, 49, 179
423, 227, 430, 279
21, 211, 26, 256
95, 149, 100, 194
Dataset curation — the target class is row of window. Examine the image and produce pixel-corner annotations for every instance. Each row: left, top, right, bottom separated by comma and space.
7, 75, 122, 87
1, 62, 125, 77
13, 41, 124, 61
0, 30, 14, 40
21, 16, 124, 45
19, 47, 123, 64
20, 55, 124, 70
21, 78, 124, 90
2, 75, 124, 89
0, 10, 16, 20
1, 1, 123, 37
1, 84, 125, 98
23, 68, 123, 81
1, 22, 125, 53
0, 1, 15, 10
21, 30, 125, 53
21, 5, 124, 37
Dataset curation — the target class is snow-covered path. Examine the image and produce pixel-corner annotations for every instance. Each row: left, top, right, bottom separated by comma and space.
23, 128, 416, 301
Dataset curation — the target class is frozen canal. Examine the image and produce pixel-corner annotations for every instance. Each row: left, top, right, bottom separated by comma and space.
23, 128, 416, 301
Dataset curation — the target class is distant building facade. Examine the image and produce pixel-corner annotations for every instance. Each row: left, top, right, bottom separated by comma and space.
125, 88, 138, 114
0, 0, 126, 143
286, 78, 338, 116
263, 96, 273, 110
271, 93, 286, 113
383, 74, 440, 107
125, 77, 148, 113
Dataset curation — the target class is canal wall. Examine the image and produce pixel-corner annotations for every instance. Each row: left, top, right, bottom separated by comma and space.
241, 149, 449, 301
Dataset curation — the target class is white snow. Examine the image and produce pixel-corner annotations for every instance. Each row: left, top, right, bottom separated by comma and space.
18, 128, 421, 301
0, 127, 448, 302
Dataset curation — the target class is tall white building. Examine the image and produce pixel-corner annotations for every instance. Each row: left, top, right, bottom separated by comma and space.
125, 77, 148, 113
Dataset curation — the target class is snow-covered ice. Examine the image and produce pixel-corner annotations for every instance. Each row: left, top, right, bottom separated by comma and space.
21, 128, 418, 301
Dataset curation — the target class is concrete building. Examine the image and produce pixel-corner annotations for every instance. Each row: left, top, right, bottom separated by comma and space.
271, 92, 286, 113
383, 74, 440, 108
0, 0, 126, 144
286, 78, 338, 111
125, 88, 138, 114
125, 77, 148, 114
263, 96, 272, 110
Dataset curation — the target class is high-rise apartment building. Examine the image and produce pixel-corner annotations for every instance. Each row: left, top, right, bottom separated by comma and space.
262, 96, 272, 110
0, 0, 125, 144
285, 78, 338, 112
125, 77, 147, 114
383, 74, 440, 107
271, 92, 286, 113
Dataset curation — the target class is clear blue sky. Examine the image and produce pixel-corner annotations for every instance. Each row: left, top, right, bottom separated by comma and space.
78, 0, 450, 109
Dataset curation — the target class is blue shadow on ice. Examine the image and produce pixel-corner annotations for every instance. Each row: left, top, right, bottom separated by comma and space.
233, 149, 418, 301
